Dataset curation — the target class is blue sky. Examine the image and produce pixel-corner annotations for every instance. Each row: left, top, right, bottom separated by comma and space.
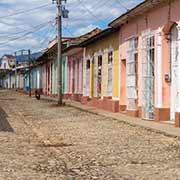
0, 0, 144, 57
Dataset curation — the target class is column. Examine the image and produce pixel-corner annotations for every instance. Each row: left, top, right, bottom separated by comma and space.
70, 61, 74, 93
93, 54, 98, 97
75, 60, 78, 94
102, 49, 108, 97
79, 58, 83, 94
176, 24, 180, 112
156, 29, 162, 108
64, 57, 68, 94
83, 59, 86, 96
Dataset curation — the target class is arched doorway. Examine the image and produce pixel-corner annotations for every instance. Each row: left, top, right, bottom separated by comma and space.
170, 24, 179, 121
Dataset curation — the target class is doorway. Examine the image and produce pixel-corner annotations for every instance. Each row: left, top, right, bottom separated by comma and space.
107, 52, 113, 96
47, 65, 50, 95
120, 59, 127, 106
86, 60, 90, 96
142, 35, 155, 120
170, 24, 178, 121
97, 55, 102, 97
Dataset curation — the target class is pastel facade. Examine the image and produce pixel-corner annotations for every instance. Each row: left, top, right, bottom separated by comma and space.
63, 46, 83, 101
0, 55, 15, 70
81, 28, 120, 112
2, 0, 180, 128
30, 66, 43, 92
0, 55, 15, 88
62, 55, 68, 94
62, 28, 101, 101
41, 38, 74, 96
23, 67, 42, 93
109, 0, 180, 126
2, 74, 11, 88
37, 47, 58, 96
24, 72, 30, 91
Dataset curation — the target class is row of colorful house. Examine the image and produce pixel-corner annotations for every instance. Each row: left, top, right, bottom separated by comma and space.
1, 0, 180, 127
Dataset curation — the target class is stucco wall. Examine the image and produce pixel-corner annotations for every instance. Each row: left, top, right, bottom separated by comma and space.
119, 0, 180, 110
85, 31, 119, 99
67, 49, 83, 95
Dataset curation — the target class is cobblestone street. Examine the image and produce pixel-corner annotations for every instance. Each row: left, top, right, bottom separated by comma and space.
1, 90, 180, 179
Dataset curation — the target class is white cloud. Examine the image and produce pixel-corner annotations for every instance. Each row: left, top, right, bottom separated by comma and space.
0, 0, 143, 56
75, 24, 98, 36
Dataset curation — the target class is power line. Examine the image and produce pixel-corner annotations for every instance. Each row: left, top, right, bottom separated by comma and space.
0, 20, 55, 40
0, 19, 27, 32
0, 3, 51, 19
0, 20, 53, 47
0, 3, 53, 32
38, 26, 57, 48
0, 20, 55, 42
115, 0, 129, 11
77, 0, 107, 25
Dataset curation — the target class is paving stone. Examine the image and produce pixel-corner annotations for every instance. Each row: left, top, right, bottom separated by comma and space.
1, 90, 180, 179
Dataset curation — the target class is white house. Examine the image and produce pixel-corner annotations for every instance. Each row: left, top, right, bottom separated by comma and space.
0, 55, 15, 70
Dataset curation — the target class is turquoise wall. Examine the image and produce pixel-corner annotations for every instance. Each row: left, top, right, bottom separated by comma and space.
24, 66, 43, 92
52, 54, 67, 95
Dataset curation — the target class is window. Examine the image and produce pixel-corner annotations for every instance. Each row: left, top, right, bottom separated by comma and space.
98, 55, 102, 67
97, 55, 102, 97
147, 36, 155, 77
127, 37, 139, 110
86, 60, 90, 69
4, 63, 6, 69
108, 51, 113, 64
128, 37, 138, 50
134, 53, 138, 88
134, 37, 138, 49
148, 36, 154, 47
107, 51, 113, 96
86, 59, 91, 96
142, 34, 155, 119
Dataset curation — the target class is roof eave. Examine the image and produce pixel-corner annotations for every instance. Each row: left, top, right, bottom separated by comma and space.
80, 27, 119, 47
109, 0, 169, 27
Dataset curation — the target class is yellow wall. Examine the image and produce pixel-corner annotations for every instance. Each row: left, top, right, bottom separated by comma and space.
85, 31, 119, 99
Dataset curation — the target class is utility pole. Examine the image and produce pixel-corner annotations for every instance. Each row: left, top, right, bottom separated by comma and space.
28, 49, 31, 97
52, 0, 69, 105
57, 0, 63, 105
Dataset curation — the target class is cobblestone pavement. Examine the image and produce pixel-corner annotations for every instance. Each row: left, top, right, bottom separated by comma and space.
1, 90, 180, 179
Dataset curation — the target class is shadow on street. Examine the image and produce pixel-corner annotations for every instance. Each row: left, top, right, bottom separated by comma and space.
0, 106, 14, 132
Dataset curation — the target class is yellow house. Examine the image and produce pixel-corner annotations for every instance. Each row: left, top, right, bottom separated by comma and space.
80, 28, 120, 112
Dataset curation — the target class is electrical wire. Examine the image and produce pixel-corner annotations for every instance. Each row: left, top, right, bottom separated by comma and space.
0, 3, 53, 33
77, 0, 107, 25
0, 0, 135, 56
0, 20, 55, 41
0, 20, 54, 47
115, 0, 129, 11
38, 26, 57, 49
0, 3, 51, 19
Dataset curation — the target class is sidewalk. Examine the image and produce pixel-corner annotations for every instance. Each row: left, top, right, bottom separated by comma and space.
41, 95, 180, 138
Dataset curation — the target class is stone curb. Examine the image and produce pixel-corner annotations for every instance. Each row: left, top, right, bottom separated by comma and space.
32, 94, 180, 139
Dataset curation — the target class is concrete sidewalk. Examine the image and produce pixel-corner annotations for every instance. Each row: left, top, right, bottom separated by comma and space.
40, 95, 180, 138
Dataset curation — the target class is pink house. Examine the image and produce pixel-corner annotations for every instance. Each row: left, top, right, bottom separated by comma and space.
63, 28, 101, 102
109, 0, 180, 127
63, 46, 83, 101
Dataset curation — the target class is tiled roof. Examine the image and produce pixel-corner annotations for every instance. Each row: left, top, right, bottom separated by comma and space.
3, 54, 15, 59
62, 28, 102, 53
69, 28, 102, 45
80, 27, 119, 47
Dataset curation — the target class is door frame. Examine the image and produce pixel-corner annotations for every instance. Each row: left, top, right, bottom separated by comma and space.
170, 24, 178, 121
